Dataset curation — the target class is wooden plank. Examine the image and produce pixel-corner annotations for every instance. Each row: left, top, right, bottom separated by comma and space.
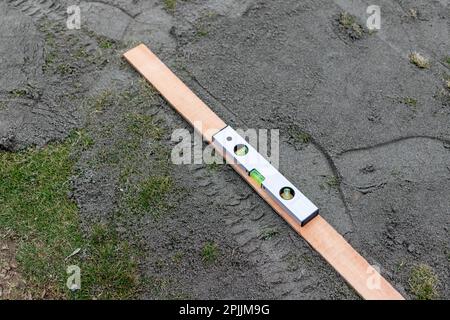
123, 44, 404, 300
220, 149, 404, 300
123, 44, 227, 143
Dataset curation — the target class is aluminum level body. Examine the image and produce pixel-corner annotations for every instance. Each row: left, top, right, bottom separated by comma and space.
213, 126, 319, 226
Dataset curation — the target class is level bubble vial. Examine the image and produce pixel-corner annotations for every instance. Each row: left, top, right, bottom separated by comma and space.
280, 187, 295, 200
234, 144, 249, 156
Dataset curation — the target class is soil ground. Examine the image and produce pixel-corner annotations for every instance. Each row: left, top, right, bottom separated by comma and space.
0, 0, 449, 299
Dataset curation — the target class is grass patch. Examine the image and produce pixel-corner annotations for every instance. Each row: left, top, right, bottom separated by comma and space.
99, 39, 114, 49
338, 12, 364, 39
74, 47, 88, 59
288, 128, 311, 144
401, 97, 418, 108
196, 24, 209, 37
395, 260, 406, 272
0, 134, 140, 299
39, 21, 82, 74
40, 21, 59, 71
339, 12, 356, 28
201, 242, 219, 263
135, 176, 175, 218
206, 158, 224, 173
119, 79, 157, 106
172, 251, 184, 264
445, 56, 450, 65
259, 227, 280, 240
409, 52, 430, 69
206, 162, 219, 172
126, 113, 164, 140
408, 264, 439, 300
40, 20, 116, 74
74, 129, 95, 151
286, 254, 301, 272
57, 63, 75, 75
321, 176, 340, 189
77, 224, 140, 299
86, 86, 169, 181
91, 90, 114, 112
9, 88, 29, 98
164, 0, 177, 12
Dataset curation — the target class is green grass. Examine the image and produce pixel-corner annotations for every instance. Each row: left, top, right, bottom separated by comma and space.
395, 260, 406, 272
57, 63, 75, 75
40, 22, 58, 71
444, 56, 450, 65
87, 86, 171, 190
408, 264, 439, 300
126, 113, 163, 140
40, 21, 80, 74
0, 133, 140, 299
164, 0, 177, 11
206, 160, 223, 173
99, 39, 114, 49
338, 12, 364, 38
77, 224, 140, 299
44, 51, 57, 71
259, 227, 280, 240
339, 12, 356, 27
172, 251, 184, 264
136, 176, 175, 218
119, 79, 157, 107
409, 52, 430, 69
201, 242, 219, 263
74, 47, 88, 59
91, 90, 114, 112
323, 175, 340, 189
74, 129, 95, 151
401, 97, 418, 108
40, 20, 117, 74
288, 128, 311, 144
196, 25, 209, 37
9, 88, 28, 97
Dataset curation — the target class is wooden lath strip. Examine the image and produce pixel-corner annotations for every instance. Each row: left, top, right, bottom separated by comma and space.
123, 45, 226, 143
123, 44, 404, 300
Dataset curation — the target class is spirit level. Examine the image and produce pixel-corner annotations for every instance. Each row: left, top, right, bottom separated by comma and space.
213, 126, 318, 226
123, 44, 404, 300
